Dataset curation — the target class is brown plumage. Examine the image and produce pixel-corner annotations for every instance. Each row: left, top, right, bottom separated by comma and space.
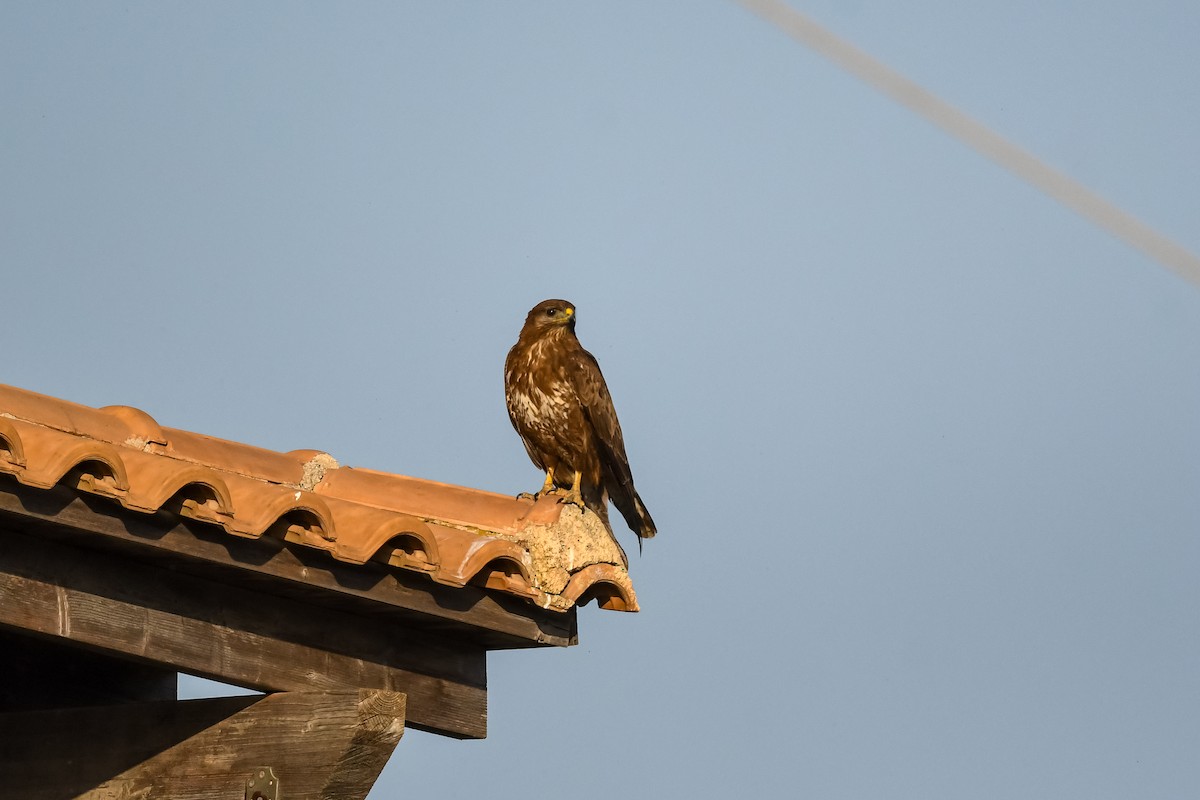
504, 299, 656, 554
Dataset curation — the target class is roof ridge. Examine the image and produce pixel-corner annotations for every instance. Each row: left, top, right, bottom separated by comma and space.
0, 383, 637, 613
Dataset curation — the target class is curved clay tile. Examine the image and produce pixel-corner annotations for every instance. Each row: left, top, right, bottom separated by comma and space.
317, 496, 440, 566
441, 536, 534, 589
99, 405, 169, 451
219, 475, 336, 541
369, 532, 439, 574
560, 563, 639, 612
469, 556, 542, 601
163, 428, 308, 486
9, 422, 130, 495
118, 448, 234, 518
70, 459, 130, 500
265, 508, 339, 552
314, 467, 532, 532
168, 482, 236, 527
0, 417, 27, 470
0, 385, 133, 443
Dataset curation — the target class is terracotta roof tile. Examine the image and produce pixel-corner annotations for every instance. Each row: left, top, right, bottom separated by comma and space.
0, 384, 637, 613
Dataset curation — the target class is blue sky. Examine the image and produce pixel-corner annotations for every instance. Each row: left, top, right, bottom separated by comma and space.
3, 3, 1198, 798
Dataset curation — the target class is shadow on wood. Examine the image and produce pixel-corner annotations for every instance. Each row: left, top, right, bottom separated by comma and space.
0, 527, 484, 738
0, 690, 405, 800
0, 628, 176, 711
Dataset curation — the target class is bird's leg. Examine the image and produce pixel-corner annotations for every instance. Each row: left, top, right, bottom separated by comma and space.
517, 466, 556, 501
539, 467, 557, 497
558, 470, 586, 510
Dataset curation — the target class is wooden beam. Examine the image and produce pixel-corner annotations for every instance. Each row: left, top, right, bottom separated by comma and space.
0, 690, 406, 800
0, 479, 577, 648
0, 628, 176, 711
0, 529, 486, 738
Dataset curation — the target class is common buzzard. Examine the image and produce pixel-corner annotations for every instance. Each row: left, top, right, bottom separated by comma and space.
504, 299, 656, 553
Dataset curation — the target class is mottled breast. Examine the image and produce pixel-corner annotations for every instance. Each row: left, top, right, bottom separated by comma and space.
505, 340, 574, 445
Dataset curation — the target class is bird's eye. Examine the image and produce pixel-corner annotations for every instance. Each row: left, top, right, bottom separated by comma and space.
546, 308, 557, 316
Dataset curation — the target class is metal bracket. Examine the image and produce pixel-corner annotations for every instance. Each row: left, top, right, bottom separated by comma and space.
246, 766, 280, 800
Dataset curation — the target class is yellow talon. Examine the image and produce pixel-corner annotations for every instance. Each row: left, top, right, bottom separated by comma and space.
558, 470, 586, 509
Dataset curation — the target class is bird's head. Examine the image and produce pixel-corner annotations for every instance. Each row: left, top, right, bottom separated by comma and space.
523, 299, 576, 335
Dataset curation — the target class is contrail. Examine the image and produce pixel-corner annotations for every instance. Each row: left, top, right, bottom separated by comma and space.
736, 0, 1200, 289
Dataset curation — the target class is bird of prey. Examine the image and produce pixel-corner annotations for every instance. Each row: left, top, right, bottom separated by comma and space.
504, 299, 656, 553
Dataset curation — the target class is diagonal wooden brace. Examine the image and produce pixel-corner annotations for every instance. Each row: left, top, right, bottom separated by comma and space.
0, 690, 406, 800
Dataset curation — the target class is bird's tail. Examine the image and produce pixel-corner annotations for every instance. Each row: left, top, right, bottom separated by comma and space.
611, 484, 656, 554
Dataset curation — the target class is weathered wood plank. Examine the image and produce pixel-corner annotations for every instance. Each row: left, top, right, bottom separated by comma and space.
322, 690, 409, 799
0, 479, 577, 648
0, 690, 406, 800
0, 530, 486, 738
